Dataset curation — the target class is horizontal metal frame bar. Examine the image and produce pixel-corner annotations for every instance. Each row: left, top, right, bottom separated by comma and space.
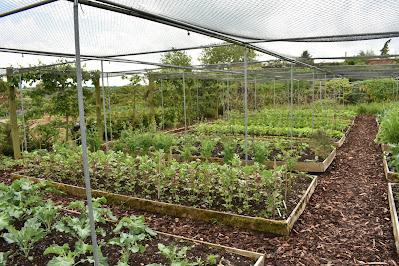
0, 0, 58, 18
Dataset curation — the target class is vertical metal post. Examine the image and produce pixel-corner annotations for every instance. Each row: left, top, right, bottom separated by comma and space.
273, 79, 276, 107
160, 79, 164, 130
19, 75, 27, 152
196, 79, 199, 121
106, 74, 112, 141
100, 61, 108, 149
73, 1, 100, 265
312, 71, 315, 129
182, 72, 187, 129
226, 80, 230, 119
244, 48, 249, 162
289, 64, 294, 139
254, 77, 257, 110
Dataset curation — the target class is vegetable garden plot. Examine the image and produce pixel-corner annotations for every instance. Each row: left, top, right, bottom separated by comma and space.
12, 144, 317, 235
112, 131, 336, 173
11, 173, 317, 236
387, 183, 399, 255
0, 177, 265, 265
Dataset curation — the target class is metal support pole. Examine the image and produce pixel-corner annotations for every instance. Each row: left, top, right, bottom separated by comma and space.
100, 61, 108, 149
196, 79, 200, 121
289, 64, 294, 140
254, 78, 257, 110
226, 80, 230, 119
160, 79, 164, 130
107, 74, 112, 141
19, 75, 27, 152
73, 1, 100, 265
273, 79, 276, 107
312, 71, 315, 129
244, 48, 249, 162
182, 72, 187, 130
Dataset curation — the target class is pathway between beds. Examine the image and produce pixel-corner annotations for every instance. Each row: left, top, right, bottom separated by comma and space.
259, 114, 398, 264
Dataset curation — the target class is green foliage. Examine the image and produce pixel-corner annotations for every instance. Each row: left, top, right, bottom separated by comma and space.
200, 138, 216, 160
377, 108, 399, 144
161, 51, 192, 68
33, 200, 60, 231
380, 39, 391, 56
4, 217, 46, 258
200, 45, 256, 64
44, 241, 93, 266
157, 244, 199, 266
356, 103, 385, 115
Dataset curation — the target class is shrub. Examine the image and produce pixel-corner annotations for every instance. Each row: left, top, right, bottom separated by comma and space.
377, 108, 399, 144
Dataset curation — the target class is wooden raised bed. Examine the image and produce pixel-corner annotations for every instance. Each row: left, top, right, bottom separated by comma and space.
383, 153, 399, 181
172, 148, 336, 173
387, 183, 399, 255
11, 173, 317, 236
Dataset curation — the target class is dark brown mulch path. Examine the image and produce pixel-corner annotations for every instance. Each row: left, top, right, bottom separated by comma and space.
1, 115, 397, 265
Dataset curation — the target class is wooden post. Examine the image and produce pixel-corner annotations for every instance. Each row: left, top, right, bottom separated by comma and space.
7, 68, 21, 159
93, 75, 103, 143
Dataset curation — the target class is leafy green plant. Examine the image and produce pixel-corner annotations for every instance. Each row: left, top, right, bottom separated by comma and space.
157, 243, 200, 266
33, 200, 60, 232
3, 217, 46, 258
200, 139, 215, 160
222, 139, 236, 163
44, 241, 92, 266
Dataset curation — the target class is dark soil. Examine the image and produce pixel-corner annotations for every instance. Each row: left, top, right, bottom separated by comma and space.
105, 115, 399, 265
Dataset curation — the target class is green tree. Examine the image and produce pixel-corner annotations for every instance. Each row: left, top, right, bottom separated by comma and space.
380, 39, 391, 56
161, 50, 192, 71
299, 50, 313, 64
200, 44, 256, 65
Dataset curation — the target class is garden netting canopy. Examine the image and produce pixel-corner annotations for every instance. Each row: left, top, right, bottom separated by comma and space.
1, 0, 399, 59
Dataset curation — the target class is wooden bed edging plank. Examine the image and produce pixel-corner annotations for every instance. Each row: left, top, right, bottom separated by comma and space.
383, 154, 399, 181
388, 183, 399, 255
172, 149, 336, 173
11, 173, 317, 236
157, 231, 265, 266
334, 119, 354, 148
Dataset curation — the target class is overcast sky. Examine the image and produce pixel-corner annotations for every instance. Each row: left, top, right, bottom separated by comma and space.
1, 1, 398, 86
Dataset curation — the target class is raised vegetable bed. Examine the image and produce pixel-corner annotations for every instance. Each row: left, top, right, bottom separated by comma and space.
11, 173, 318, 236
0, 177, 264, 265
387, 183, 399, 255
171, 148, 336, 173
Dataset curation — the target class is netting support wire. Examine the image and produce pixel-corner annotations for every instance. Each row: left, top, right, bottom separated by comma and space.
0, 0, 58, 18
100, 61, 109, 150
107, 73, 112, 141
160, 79, 164, 130
19, 75, 28, 152
73, 1, 100, 265
244, 47, 249, 163
182, 72, 187, 130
